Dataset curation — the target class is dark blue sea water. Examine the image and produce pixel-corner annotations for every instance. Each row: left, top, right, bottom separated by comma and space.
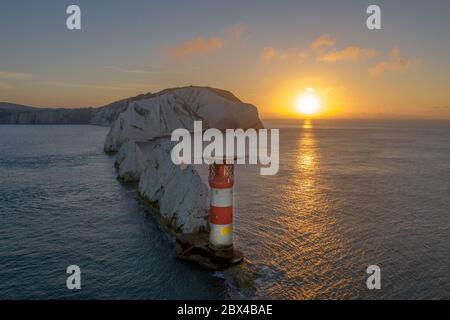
1, 121, 449, 299
0, 125, 225, 299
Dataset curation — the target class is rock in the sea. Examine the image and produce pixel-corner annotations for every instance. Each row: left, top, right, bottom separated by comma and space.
138, 139, 210, 234
115, 140, 145, 182
175, 233, 244, 271
104, 86, 264, 153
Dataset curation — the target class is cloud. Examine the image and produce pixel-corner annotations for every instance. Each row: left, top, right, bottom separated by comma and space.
0, 82, 14, 90
319, 46, 379, 62
0, 71, 35, 90
431, 106, 450, 113
162, 36, 224, 59
260, 47, 277, 63
369, 47, 422, 76
260, 47, 308, 63
227, 24, 247, 41
108, 65, 179, 75
105, 66, 149, 74
311, 34, 336, 53
0, 71, 35, 80
38, 81, 157, 91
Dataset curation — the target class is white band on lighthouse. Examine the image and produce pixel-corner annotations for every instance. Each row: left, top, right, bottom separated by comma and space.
210, 188, 233, 207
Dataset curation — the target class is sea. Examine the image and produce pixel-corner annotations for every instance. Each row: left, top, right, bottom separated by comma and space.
0, 120, 449, 299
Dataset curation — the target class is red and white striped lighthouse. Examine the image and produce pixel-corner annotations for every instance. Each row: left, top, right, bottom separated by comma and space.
209, 162, 234, 249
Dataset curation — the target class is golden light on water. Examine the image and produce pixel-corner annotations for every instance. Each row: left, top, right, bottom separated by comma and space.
260, 118, 347, 299
302, 119, 313, 129
297, 125, 317, 174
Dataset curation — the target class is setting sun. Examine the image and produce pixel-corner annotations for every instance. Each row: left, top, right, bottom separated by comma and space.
296, 93, 320, 115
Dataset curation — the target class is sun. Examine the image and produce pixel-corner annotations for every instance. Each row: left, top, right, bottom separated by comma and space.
296, 94, 320, 115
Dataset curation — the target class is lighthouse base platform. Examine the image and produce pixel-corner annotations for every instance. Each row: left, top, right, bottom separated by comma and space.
175, 233, 244, 271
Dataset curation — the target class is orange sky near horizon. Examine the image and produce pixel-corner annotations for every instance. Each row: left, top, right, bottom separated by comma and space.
3, 35, 448, 120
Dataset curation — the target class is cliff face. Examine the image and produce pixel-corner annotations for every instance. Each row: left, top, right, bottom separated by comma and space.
0, 102, 36, 113
114, 138, 210, 233
0, 87, 264, 130
90, 92, 156, 126
138, 140, 210, 234
0, 107, 95, 124
104, 86, 264, 152
0, 92, 155, 126
115, 140, 146, 182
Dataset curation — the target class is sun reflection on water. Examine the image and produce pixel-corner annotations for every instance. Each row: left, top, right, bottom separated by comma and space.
256, 119, 347, 299
301, 119, 313, 129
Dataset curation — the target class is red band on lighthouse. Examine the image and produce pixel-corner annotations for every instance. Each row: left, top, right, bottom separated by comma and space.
209, 163, 234, 188
210, 206, 233, 224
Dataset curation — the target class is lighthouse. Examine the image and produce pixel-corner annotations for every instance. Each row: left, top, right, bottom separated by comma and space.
208, 161, 234, 250
175, 158, 243, 269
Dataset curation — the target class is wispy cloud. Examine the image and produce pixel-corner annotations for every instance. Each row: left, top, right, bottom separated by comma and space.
227, 24, 247, 41
260, 47, 277, 63
369, 47, 422, 76
0, 71, 35, 80
106, 66, 179, 75
261, 34, 375, 64
162, 36, 224, 59
105, 66, 149, 74
260, 47, 308, 63
0, 82, 14, 90
39, 81, 158, 91
319, 46, 378, 62
0, 71, 35, 91
311, 34, 336, 53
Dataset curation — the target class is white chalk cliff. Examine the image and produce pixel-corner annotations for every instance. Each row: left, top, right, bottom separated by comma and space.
106, 86, 263, 234
104, 86, 263, 153
115, 140, 146, 182
114, 138, 209, 233
138, 140, 210, 234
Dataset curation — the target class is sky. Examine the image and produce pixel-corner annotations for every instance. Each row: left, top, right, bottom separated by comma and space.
0, 0, 450, 119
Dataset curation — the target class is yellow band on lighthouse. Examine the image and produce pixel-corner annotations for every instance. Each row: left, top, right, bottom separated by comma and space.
210, 223, 233, 247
